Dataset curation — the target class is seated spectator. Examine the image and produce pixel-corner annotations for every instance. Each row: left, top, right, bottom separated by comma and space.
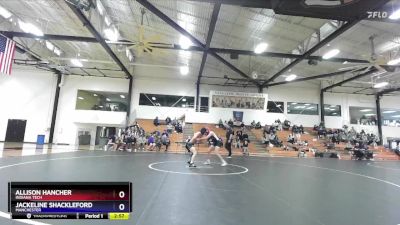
165, 116, 171, 125
167, 124, 174, 134
137, 135, 146, 151
147, 135, 156, 151
228, 119, 234, 127
175, 122, 183, 133
287, 134, 295, 144
106, 134, 117, 151
242, 132, 249, 140
250, 120, 256, 129
155, 135, 162, 151
282, 120, 291, 130
299, 125, 304, 134
116, 132, 127, 151
255, 122, 262, 129
240, 121, 245, 129
218, 119, 224, 128
153, 116, 160, 126
262, 133, 270, 146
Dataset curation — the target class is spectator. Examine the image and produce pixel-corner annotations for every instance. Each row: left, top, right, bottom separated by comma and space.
283, 120, 291, 130
287, 134, 295, 144
250, 120, 256, 129
255, 121, 262, 129
161, 133, 170, 151
218, 119, 224, 128
165, 116, 171, 125
242, 138, 250, 155
137, 135, 146, 151
175, 122, 183, 133
153, 116, 160, 126
106, 134, 117, 151
147, 134, 156, 151
167, 124, 174, 134
299, 125, 304, 134
262, 132, 270, 146
228, 119, 234, 127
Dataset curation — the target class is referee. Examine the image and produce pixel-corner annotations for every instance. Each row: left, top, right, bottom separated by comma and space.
225, 127, 234, 158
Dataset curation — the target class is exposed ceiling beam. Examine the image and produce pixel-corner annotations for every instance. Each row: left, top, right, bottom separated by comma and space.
66, 2, 133, 78
262, 20, 361, 87
0, 31, 98, 43
267, 69, 360, 87
377, 87, 400, 96
136, 0, 258, 85
322, 69, 377, 92
197, 3, 221, 86
2, 31, 370, 64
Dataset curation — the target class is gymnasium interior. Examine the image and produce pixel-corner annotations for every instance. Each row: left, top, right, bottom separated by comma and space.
0, 0, 400, 225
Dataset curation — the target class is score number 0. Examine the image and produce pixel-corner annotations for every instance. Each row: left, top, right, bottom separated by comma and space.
119, 191, 126, 211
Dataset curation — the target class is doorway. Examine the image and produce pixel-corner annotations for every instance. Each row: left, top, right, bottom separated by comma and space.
5, 119, 27, 142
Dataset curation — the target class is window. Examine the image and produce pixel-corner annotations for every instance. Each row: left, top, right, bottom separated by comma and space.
200, 97, 209, 112
324, 104, 341, 117
381, 109, 400, 127
75, 90, 128, 112
287, 102, 318, 115
139, 93, 195, 108
267, 101, 284, 113
349, 106, 377, 125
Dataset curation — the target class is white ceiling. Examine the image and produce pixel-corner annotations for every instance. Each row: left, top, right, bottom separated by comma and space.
0, 0, 399, 93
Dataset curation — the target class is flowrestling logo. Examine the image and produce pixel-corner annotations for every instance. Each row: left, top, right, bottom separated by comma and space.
367, 11, 389, 19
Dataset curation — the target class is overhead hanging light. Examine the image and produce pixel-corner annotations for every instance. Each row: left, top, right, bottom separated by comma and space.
383, 110, 396, 114
54, 47, 62, 56
45, 41, 54, 51
388, 57, 400, 66
322, 49, 340, 59
389, 9, 400, 20
254, 42, 268, 54
120, 95, 125, 99
18, 20, 43, 36
104, 28, 119, 42
0, 5, 12, 19
373, 82, 389, 89
179, 35, 192, 50
180, 66, 189, 75
70, 58, 83, 67
285, 74, 297, 81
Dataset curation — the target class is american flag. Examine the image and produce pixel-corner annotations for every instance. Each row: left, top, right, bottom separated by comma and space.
0, 35, 16, 75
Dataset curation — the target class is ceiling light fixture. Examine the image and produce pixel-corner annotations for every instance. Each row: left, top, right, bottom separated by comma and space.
104, 28, 119, 42
392, 115, 400, 118
0, 5, 12, 19
179, 35, 192, 50
373, 82, 389, 89
54, 48, 62, 56
383, 110, 396, 114
106, 98, 111, 102
285, 74, 297, 81
387, 58, 400, 66
254, 42, 268, 54
96, 0, 105, 15
180, 66, 189, 75
152, 97, 156, 101
322, 49, 340, 59
70, 58, 83, 67
360, 109, 372, 112
120, 95, 125, 99
365, 113, 376, 116
93, 94, 98, 97
182, 98, 187, 102
104, 16, 111, 26
45, 41, 54, 51
18, 20, 43, 36
389, 9, 400, 20
78, 97, 84, 100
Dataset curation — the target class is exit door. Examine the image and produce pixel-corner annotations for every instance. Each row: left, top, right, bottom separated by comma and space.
5, 119, 27, 142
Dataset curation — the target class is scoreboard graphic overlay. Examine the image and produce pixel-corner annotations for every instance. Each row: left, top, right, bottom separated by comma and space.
8, 182, 132, 220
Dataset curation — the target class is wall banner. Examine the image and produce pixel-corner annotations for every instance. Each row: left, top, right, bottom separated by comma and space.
210, 91, 268, 110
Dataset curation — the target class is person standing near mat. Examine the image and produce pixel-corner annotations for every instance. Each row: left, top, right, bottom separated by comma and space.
185, 127, 208, 168
225, 127, 234, 158
201, 129, 228, 166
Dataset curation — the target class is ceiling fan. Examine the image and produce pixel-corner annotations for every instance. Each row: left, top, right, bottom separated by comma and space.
124, 9, 173, 57
338, 35, 398, 74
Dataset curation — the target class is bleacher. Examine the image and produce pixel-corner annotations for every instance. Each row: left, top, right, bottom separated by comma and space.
135, 119, 399, 160
136, 119, 183, 153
